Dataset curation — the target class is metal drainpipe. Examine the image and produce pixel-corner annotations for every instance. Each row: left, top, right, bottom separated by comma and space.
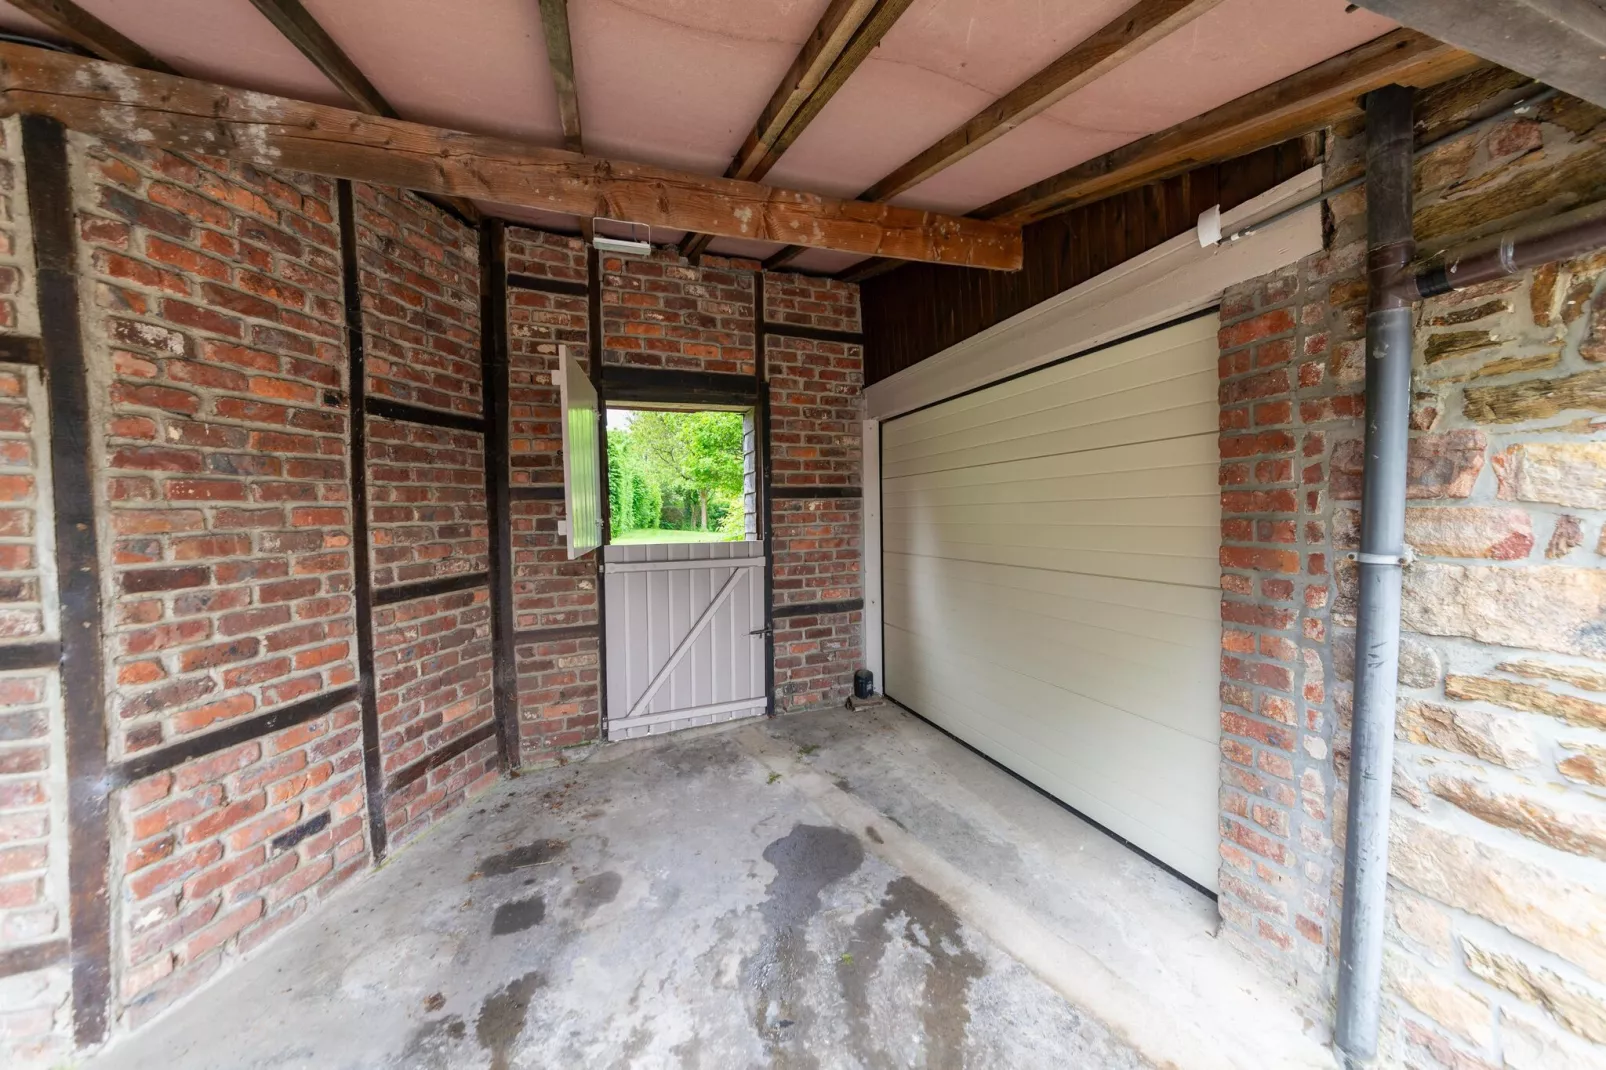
1335, 83, 1415, 1068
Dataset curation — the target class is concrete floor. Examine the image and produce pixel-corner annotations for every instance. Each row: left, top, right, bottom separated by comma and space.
86, 705, 1335, 1070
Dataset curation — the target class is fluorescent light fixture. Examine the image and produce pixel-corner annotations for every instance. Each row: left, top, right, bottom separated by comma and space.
591, 217, 651, 257
592, 234, 652, 257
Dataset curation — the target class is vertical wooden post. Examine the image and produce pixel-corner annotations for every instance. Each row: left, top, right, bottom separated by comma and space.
338, 180, 388, 863
24, 113, 113, 1047
480, 220, 519, 770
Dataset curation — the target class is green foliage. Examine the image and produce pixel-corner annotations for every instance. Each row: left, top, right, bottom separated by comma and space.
606, 410, 748, 536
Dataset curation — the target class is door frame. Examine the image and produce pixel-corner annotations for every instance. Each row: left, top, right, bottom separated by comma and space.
590, 362, 771, 737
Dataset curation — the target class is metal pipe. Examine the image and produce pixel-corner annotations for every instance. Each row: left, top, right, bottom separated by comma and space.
1407, 208, 1606, 299
1336, 83, 1415, 1069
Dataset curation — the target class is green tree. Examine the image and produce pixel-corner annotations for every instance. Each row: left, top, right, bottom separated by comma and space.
629, 411, 745, 531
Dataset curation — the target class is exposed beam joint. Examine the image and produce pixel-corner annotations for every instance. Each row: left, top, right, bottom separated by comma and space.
7, 0, 176, 73
536, 0, 583, 153
978, 28, 1480, 224
0, 44, 1020, 269
763, 0, 1226, 273
681, 0, 911, 262
246, 0, 479, 223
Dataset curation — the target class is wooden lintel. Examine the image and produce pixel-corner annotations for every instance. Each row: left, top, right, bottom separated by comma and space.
0, 44, 1020, 269
978, 28, 1481, 224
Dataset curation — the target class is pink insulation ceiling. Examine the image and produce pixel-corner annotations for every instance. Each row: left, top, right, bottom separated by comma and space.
0, 0, 1396, 269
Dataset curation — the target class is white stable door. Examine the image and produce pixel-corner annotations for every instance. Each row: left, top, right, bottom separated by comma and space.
603, 541, 767, 739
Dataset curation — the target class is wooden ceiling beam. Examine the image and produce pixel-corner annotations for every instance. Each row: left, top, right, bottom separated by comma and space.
535, 0, 584, 154
533, 0, 591, 240
246, 0, 479, 224
978, 28, 1480, 224
763, 0, 1226, 274
6, 0, 176, 73
0, 44, 1021, 269
680, 0, 911, 263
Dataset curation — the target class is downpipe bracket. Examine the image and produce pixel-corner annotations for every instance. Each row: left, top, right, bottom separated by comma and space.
1347, 547, 1415, 568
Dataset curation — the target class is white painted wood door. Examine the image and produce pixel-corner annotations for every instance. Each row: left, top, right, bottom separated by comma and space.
603, 540, 767, 739
881, 314, 1222, 890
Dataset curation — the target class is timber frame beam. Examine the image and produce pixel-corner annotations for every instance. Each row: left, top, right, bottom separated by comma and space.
246, 0, 480, 223
765, 0, 1227, 271
835, 27, 1476, 281
6, 0, 176, 73
0, 43, 1022, 269
680, 0, 913, 262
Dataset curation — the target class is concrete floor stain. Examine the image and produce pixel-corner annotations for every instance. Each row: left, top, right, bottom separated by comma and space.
477, 839, 567, 877
491, 894, 545, 935
747, 824, 866, 1069
475, 971, 545, 1070
838, 876, 986, 1070
572, 870, 622, 915
395, 1014, 466, 1069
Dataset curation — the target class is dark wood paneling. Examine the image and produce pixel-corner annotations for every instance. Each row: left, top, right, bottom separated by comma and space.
860, 137, 1319, 385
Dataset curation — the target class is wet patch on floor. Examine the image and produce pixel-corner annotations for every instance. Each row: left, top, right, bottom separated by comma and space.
571, 870, 622, 916
838, 877, 986, 1069
477, 839, 567, 878
491, 895, 546, 935
395, 1014, 466, 1070
746, 824, 866, 1068
476, 971, 545, 1070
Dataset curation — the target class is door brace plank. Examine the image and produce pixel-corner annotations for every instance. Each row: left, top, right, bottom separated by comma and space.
626, 568, 747, 719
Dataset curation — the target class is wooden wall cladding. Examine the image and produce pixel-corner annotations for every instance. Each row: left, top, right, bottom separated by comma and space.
861, 137, 1320, 385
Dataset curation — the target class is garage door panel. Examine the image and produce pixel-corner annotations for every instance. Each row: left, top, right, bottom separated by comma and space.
884, 538, 1218, 588
882, 314, 1221, 891
884, 567, 1218, 679
886, 435, 1218, 498
886, 627, 1220, 888
887, 492, 1220, 529
887, 315, 1220, 443
885, 590, 1217, 737
885, 402, 1220, 479
887, 344, 1215, 451
885, 553, 1220, 626
885, 370, 1218, 470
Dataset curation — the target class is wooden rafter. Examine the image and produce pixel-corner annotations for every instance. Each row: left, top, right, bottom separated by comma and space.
978, 28, 1480, 224
536, 0, 584, 153
763, 0, 1227, 272
0, 44, 1022, 269
246, 0, 479, 223
680, 0, 912, 261
834, 28, 1477, 282
6, 0, 176, 73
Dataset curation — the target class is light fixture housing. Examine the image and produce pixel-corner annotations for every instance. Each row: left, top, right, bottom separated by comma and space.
592, 234, 652, 257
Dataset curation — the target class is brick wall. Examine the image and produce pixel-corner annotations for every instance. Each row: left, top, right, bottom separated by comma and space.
505, 229, 601, 761
602, 248, 754, 374
766, 275, 864, 713
1218, 70, 1606, 1065
66, 135, 374, 1034
354, 186, 497, 845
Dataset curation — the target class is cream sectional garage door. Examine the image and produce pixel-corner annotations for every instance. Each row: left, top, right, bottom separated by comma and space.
881, 314, 1222, 891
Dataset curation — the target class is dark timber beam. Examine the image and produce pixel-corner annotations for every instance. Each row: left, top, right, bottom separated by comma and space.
764, 0, 1227, 272
0, 44, 1022, 269
6, 0, 176, 73
245, 0, 479, 223
533, 0, 591, 240
1352, 0, 1606, 109
977, 29, 1479, 224
680, 0, 912, 262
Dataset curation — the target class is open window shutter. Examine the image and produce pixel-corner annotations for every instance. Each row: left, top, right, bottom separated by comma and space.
557, 347, 602, 558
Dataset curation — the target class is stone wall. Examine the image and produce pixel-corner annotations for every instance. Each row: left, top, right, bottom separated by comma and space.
1217, 70, 1606, 1065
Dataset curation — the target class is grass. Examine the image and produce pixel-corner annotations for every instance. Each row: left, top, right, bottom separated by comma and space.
610, 528, 741, 544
